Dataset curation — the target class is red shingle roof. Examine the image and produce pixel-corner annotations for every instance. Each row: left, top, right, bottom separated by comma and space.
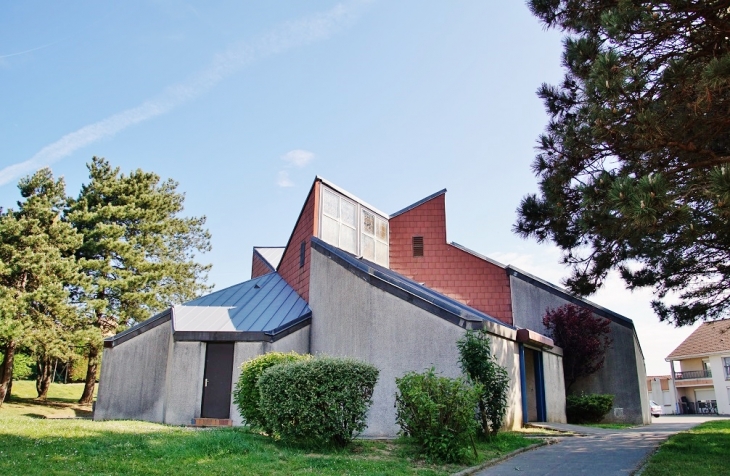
666, 319, 730, 360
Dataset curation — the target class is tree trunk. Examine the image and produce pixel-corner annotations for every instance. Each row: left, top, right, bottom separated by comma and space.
78, 345, 99, 404
4, 379, 12, 402
0, 341, 17, 407
36, 356, 52, 401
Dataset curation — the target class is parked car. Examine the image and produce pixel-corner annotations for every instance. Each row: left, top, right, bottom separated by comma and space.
650, 400, 662, 418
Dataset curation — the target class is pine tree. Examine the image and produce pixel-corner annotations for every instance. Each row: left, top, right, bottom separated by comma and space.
0, 169, 83, 405
68, 157, 212, 404
516, 1, 730, 325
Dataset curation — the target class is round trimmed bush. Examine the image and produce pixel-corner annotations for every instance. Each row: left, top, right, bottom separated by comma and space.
233, 351, 309, 430
257, 356, 379, 447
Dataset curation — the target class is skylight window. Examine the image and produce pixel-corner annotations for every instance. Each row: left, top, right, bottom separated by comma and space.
318, 185, 389, 267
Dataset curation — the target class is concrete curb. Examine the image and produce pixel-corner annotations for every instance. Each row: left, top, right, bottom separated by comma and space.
451, 439, 558, 476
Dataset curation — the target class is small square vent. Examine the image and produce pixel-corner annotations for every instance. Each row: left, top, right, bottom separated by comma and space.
412, 236, 424, 257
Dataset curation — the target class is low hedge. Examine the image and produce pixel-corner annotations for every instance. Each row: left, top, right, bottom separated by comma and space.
258, 356, 379, 447
395, 368, 481, 463
232, 351, 309, 430
566, 393, 614, 423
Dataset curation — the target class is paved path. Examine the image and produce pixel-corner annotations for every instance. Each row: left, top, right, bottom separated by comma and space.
474, 415, 729, 476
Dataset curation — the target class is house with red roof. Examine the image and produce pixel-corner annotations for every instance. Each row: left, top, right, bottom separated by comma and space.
666, 319, 730, 415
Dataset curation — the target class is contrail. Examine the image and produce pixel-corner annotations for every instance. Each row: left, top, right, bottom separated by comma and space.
0, 0, 370, 186
0, 41, 61, 59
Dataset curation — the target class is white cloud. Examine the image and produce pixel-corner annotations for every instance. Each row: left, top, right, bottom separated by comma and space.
0, 0, 370, 187
276, 170, 294, 188
281, 149, 315, 168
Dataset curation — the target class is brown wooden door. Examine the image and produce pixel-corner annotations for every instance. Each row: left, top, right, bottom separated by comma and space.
201, 342, 235, 419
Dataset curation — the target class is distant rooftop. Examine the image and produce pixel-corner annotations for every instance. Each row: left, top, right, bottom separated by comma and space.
666, 319, 730, 360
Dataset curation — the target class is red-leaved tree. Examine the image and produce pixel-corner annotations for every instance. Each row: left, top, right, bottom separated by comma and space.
543, 304, 612, 391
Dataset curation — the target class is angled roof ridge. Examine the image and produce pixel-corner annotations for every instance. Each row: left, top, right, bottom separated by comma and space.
449, 242, 507, 269
277, 178, 319, 272
666, 318, 730, 360
253, 246, 285, 271
390, 188, 447, 218
311, 236, 515, 334
317, 176, 390, 218
506, 264, 635, 329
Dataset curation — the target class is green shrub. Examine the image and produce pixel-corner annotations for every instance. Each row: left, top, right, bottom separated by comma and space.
566, 393, 614, 423
12, 353, 36, 380
233, 351, 309, 430
457, 329, 510, 437
395, 368, 481, 463
257, 356, 379, 447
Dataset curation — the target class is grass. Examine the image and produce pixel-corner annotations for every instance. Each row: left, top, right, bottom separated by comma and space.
0, 382, 540, 475
640, 420, 730, 476
577, 422, 637, 430
2, 380, 96, 419
8, 380, 97, 403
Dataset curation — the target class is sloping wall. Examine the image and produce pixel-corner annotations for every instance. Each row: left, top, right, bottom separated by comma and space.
389, 193, 513, 324
510, 274, 650, 424
95, 322, 172, 423
308, 245, 524, 437
277, 181, 319, 301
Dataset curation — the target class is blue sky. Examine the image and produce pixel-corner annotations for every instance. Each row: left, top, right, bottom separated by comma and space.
0, 1, 696, 375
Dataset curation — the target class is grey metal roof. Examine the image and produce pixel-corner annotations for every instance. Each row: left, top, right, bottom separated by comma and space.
253, 247, 285, 271
178, 272, 311, 334
310, 237, 512, 330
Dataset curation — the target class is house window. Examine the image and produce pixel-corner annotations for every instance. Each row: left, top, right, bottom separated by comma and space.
299, 242, 306, 268
724, 357, 730, 379
413, 236, 424, 257
318, 185, 389, 267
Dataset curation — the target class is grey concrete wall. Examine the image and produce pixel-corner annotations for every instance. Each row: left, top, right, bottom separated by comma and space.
163, 341, 206, 425
309, 247, 523, 437
510, 276, 649, 424
94, 322, 172, 422
267, 325, 311, 354
543, 351, 567, 423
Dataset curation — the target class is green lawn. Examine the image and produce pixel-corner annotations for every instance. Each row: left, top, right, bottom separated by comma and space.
640, 420, 730, 476
8, 380, 96, 403
577, 422, 637, 430
0, 383, 540, 475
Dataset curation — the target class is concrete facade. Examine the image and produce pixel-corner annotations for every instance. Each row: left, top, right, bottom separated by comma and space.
95, 320, 172, 422
543, 351, 567, 422
647, 376, 677, 415
308, 245, 566, 436
95, 317, 311, 426
510, 274, 650, 424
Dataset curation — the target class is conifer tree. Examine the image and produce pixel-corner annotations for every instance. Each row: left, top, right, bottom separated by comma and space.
0, 169, 83, 405
68, 157, 212, 404
516, 2, 730, 325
